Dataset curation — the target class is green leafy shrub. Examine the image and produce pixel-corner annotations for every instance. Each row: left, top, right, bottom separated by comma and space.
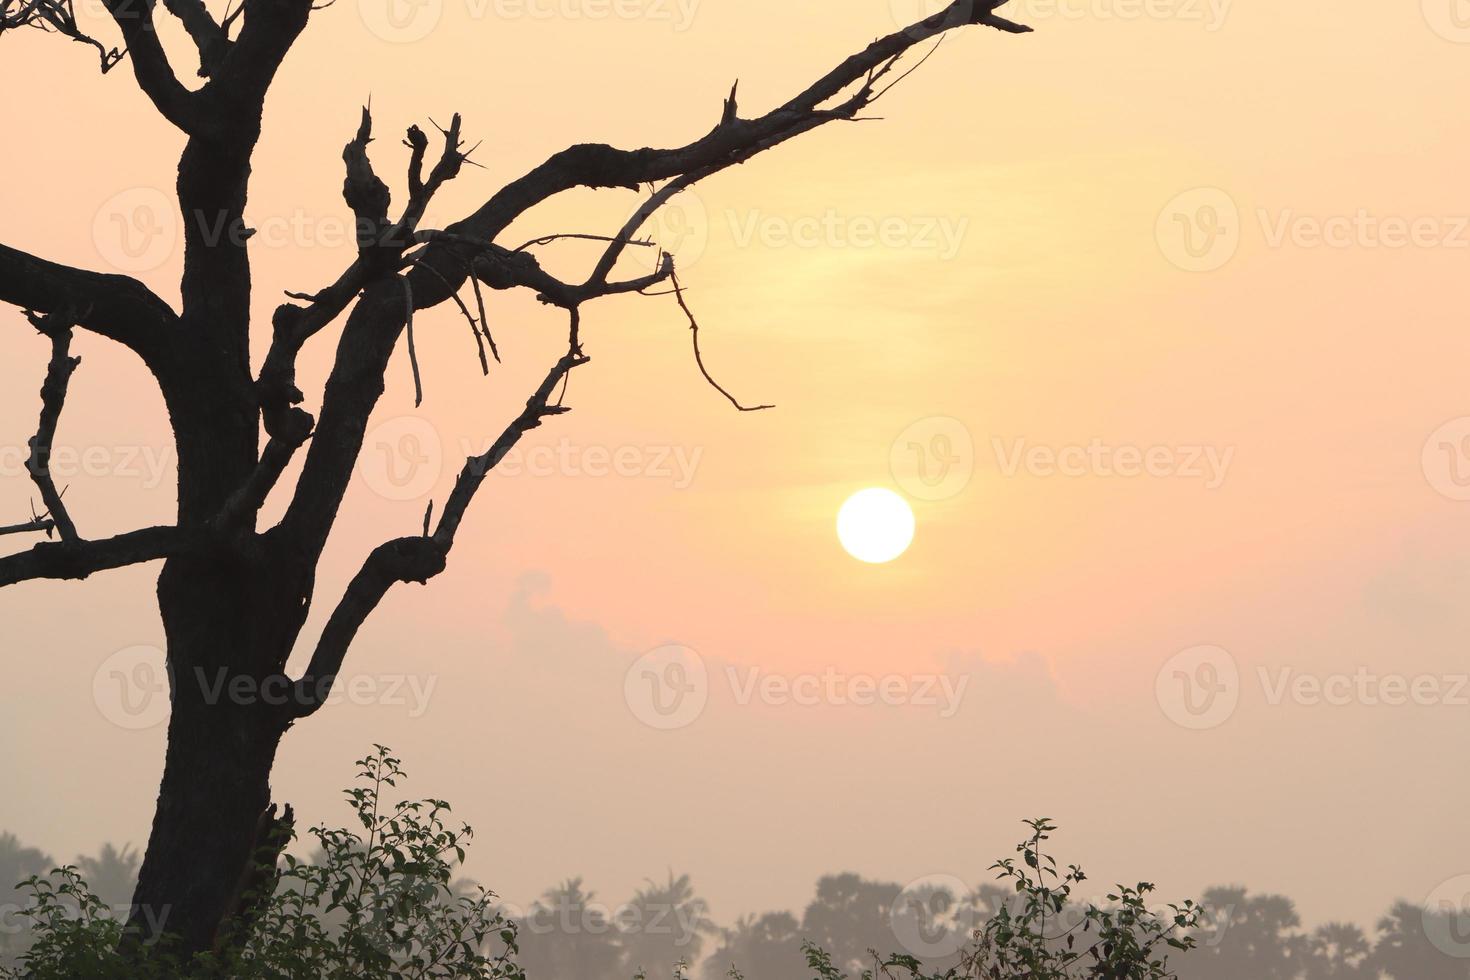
798, 818, 1202, 980
2, 746, 522, 980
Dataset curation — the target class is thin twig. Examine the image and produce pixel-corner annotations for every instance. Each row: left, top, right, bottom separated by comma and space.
870, 37, 947, 102
514, 232, 656, 253
668, 271, 773, 413
413, 259, 489, 375
467, 260, 499, 363
401, 277, 423, 407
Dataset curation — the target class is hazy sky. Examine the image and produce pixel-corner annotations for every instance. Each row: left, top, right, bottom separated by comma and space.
3, 0, 1470, 934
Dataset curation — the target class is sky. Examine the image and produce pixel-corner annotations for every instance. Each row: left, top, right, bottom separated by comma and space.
3, 0, 1470, 938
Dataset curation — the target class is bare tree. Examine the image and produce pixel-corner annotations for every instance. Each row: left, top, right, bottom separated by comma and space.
0, 0, 1030, 958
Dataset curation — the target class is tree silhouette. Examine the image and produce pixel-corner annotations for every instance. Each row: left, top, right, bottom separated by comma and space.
0, 0, 1032, 958
516, 877, 622, 980
73, 842, 141, 912
1370, 901, 1466, 980
618, 871, 716, 979
1302, 922, 1376, 980
1183, 888, 1309, 980
703, 911, 805, 980
0, 831, 51, 895
799, 872, 904, 974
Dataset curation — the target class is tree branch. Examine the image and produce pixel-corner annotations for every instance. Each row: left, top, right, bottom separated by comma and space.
24, 309, 84, 541
449, 0, 1030, 245
102, 0, 200, 131
0, 243, 178, 364
160, 0, 231, 77
431, 347, 586, 549
0, 0, 123, 70
212, 407, 314, 533
286, 348, 586, 719
0, 525, 182, 586
258, 108, 472, 427
214, 0, 313, 103
342, 104, 392, 250
0, 518, 55, 537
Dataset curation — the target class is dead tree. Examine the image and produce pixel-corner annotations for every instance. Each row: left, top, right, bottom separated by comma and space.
0, 0, 1030, 958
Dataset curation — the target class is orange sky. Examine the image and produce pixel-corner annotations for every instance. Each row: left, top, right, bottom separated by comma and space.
3, 0, 1470, 932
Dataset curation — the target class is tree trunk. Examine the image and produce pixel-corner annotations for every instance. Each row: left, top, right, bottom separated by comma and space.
124, 544, 302, 959
126, 696, 284, 955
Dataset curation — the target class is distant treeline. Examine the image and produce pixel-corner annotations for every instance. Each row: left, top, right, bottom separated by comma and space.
0, 831, 1458, 979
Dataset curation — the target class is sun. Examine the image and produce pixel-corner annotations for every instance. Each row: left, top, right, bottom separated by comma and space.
837, 488, 915, 564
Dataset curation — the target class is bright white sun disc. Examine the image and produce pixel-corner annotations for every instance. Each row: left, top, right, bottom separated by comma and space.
837, 488, 915, 564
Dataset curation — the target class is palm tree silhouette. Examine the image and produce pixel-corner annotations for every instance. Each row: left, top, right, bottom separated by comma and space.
702, 912, 804, 980
800, 873, 903, 974
74, 842, 140, 911
1303, 922, 1376, 979
1371, 901, 1467, 980
518, 877, 622, 979
618, 872, 716, 979
1180, 887, 1308, 980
